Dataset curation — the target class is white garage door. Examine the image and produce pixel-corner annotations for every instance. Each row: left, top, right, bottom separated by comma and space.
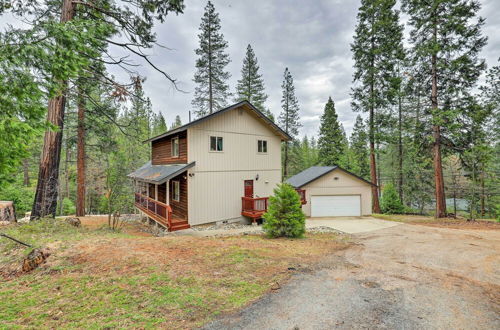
311, 195, 361, 217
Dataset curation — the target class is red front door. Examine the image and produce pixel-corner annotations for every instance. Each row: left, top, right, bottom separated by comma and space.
244, 180, 254, 198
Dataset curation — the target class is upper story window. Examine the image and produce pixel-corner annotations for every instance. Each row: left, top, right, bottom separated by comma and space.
210, 136, 223, 152
171, 137, 179, 157
172, 180, 180, 201
258, 140, 268, 153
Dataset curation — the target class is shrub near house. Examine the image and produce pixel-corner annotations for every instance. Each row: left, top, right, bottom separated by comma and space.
380, 183, 404, 214
263, 183, 306, 238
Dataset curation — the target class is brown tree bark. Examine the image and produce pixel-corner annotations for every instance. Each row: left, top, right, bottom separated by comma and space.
397, 91, 403, 204
431, 24, 446, 218
30, 0, 75, 219
76, 88, 86, 216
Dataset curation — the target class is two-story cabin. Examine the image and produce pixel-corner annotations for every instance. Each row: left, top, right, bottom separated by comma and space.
128, 101, 292, 231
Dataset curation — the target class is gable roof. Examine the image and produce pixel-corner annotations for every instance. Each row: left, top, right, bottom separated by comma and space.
145, 100, 291, 143
286, 166, 376, 188
127, 161, 195, 184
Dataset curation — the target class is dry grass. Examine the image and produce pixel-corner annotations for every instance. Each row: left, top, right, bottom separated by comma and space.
0, 217, 349, 329
373, 214, 500, 230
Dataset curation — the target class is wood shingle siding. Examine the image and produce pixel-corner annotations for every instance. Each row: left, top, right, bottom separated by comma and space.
169, 172, 188, 220
151, 131, 188, 165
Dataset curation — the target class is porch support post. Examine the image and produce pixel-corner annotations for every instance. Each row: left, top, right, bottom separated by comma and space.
166, 180, 170, 205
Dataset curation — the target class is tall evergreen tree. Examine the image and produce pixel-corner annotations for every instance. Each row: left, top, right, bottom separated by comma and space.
192, 1, 231, 117
318, 97, 346, 166
350, 115, 370, 179
278, 68, 302, 179
152, 113, 167, 136
402, 0, 487, 217
170, 115, 183, 129
351, 0, 404, 213
235, 44, 272, 119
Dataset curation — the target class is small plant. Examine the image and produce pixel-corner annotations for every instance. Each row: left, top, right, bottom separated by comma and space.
262, 183, 306, 238
380, 183, 405, 214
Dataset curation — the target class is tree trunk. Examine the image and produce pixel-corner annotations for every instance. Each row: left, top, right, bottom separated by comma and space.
23, 158, 30, 186
283, 142, 289, 180
76, 87, 86, 217
480, 171, 485, 217
31, 96, 68, 219
30, 0, 75, 220
369, 17, 380, 214
431, 47, 446, 218
398, 91, 403, 204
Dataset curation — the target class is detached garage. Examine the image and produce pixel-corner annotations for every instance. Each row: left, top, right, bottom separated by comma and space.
286, 166, 374, 217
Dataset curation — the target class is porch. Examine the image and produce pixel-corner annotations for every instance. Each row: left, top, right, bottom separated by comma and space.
240, 188, 307, 222
128, 161, 195, 232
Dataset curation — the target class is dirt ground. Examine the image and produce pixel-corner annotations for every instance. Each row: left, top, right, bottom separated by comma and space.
204, 224, 500, 329
375, 214, 500, 230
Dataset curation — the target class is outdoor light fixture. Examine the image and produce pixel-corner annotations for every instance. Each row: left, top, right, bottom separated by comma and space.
255, 174, 259, 181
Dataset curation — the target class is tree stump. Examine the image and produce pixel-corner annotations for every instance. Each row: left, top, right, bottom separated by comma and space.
65, 217, 81, 227
0, 201, 16, 223
22, 248, 51, 272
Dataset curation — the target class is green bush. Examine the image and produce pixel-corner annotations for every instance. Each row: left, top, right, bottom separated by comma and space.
380, 183, 404, 214
262, 183, 306, 238
60, 197, 76, 216
0, 181, 35, 218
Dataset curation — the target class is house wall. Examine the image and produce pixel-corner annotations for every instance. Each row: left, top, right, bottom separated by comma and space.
301, 169, 372, 216
151, 131, 187, 165
187, 106, 283, 225
169, 172, 188, 220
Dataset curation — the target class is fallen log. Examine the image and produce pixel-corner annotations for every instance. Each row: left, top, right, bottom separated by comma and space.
65, 217, 81, 227
1, 233, 50, 272
22, 248, 51, 272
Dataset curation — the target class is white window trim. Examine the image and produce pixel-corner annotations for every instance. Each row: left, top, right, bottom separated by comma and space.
171, 137, 179, 158
257, 139, 268, 154
209, 136, 224, 152
172, 180, 180, 202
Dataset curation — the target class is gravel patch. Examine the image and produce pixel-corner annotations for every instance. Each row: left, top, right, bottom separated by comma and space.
191, 223, 253, 231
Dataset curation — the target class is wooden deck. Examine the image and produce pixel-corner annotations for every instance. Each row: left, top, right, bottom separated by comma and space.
241, 196, 268, 222
134, 193, 190, 231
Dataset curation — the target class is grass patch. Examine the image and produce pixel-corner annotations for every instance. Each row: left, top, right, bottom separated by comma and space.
0, 218, 349, 329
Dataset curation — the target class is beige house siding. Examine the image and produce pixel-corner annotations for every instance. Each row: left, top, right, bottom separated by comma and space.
301, 169, 372, 217
187, 106, 283, 225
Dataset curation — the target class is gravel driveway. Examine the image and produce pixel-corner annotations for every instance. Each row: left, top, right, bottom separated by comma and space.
203, 224, 500, 329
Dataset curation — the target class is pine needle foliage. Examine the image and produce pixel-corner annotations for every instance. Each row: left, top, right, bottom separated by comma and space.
235, 44, 273, 119
318, 97, 346, 166
192, 1, 231, 117
380, 183, 405, 214
263, 183, 306, 238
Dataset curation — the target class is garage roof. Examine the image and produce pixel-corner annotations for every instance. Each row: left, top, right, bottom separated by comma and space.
286, 166, 375, 188
127, 161, 195, 184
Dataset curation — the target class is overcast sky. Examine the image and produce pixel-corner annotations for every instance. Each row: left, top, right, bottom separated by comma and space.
4, 0, 500, 137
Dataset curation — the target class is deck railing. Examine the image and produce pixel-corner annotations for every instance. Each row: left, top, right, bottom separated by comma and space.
295, 189, 307, 204
134, 193, 172, 228
241, 196, 269, 213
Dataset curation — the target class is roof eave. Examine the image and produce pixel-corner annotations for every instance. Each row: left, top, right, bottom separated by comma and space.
143, 100, 292, 143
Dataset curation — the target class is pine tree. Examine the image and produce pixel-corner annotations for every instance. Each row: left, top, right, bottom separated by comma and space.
402, 0, 487, 217
153, 113, 167, 136
350, 115, 370, 179
170, 115, 182, 129
235, 44, 273, 119
192, 1, 231, 117
318, 97, 346, 166
351, 0, 405, 214
278, 68, 302, 178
